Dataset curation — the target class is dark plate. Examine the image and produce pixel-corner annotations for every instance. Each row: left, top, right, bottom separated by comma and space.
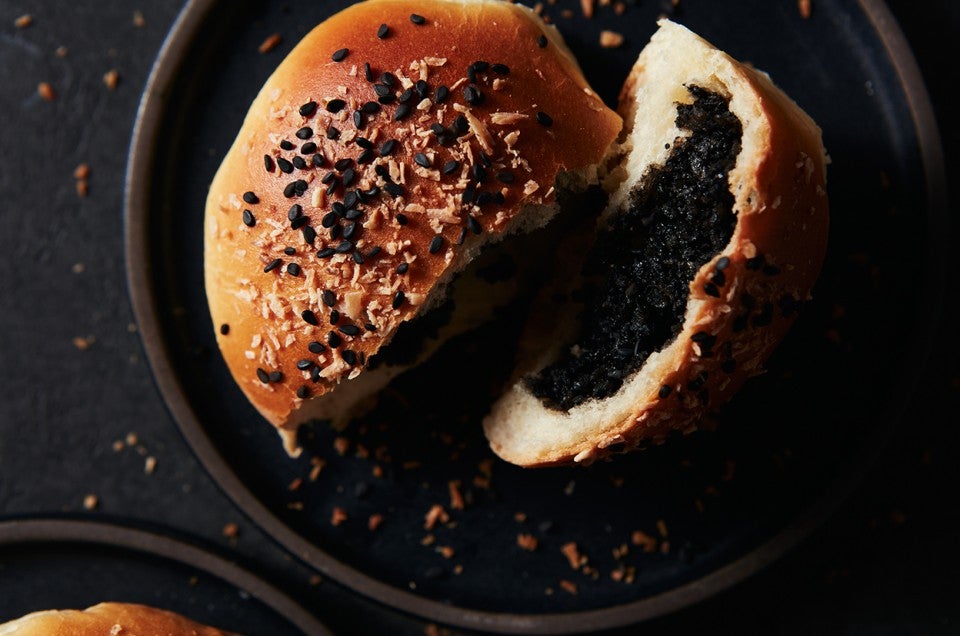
125, 0, 946, 632
0, 518, 330, 634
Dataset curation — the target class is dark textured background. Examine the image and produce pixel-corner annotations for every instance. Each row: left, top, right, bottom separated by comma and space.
1, 1, 957, 634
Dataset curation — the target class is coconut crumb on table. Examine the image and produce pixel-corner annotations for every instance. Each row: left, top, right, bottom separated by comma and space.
133, 10, 145, 27
561, 542, 586, 570
331, 506, 348, 526
517, 533, 539, 551
424, 504, 449, 530
103, 69, 119, 90
222, 522, 239, 539
82, 494, 98, 510
14, 14, 32, 28
599, 30, 625, 48
258, 33, 282, 54
447, 479, 465, 510
798, 0, 812, 18
559, 579, 578, 595
37, 82, 56, 101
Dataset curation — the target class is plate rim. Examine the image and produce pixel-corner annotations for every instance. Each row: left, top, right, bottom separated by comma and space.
0, 516, 331, 635
123, 0, 949, 632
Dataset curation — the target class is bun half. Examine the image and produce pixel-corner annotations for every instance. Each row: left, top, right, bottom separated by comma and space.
204, 0, 622, 453
0, 602, 231, 635
483, 20, 830, 467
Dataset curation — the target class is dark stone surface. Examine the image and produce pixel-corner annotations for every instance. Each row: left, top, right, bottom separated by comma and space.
0, 1, 957, 634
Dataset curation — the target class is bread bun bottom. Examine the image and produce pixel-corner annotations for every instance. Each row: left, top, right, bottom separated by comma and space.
0, 602, 232, 635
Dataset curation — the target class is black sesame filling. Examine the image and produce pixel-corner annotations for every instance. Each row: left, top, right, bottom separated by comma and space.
527, 86, 742, 411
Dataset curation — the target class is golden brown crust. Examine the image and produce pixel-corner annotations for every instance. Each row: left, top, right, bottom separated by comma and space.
483, 20, 829, 467
0, 602, 231, 635
204, 0, 621, 445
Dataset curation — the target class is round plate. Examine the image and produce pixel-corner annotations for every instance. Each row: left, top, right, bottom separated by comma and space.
125, 0, 946, 632
0, 518, 330, 634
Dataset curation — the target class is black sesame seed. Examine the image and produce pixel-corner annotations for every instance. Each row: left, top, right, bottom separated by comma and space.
335, 240, 354, 253
394, 103, 411, 121
491, 63, 510, 75
366, 246, 381, 259
462, 184, 476, 204
395, 213, 408, 225
466, 215, 482, 235
430, 123, 446, 136
312, 153, 326, 168
380, 139, 398, 156
264, 154, 275, 172
435, 85, 449, 103
361, 101, 381, 115
296, 127, 313, 140
364, 322, 377, 332
536, 111, 553, 127
399, 88, 414, 103
496, 171, 514, 183
328, 331, 342, 348
300, 142, 317, 154
352, 251, 364, 264
321, 171, 336, 185
242, 209, 255, 227
329, 309, 340, 324
268, 370, 283, 383
453, 114, 469, 135
396, 262, 409, 274
331, 48, 349, 62
472, 164, 487, 182
414, 153, 431, 168
288, 204, 303, 221
287, 262, 301, 276
375, 165, 390, 178
658, 385, 672, 399
353, 110, 365, 129
410, 13, 425, 24
415, 79, 429, 98
377, 23, 390, 38
428, 235, 444, 254
711, 271, 726, 287
256, 368, 270, 383
321, 212, 338, 228
342, 349, 358, 366
292, 155, 307, 170
343, 221, 357, 240
343, 190, 359, 209
442, 160, 459, 176
302, 225, 317, 244
363, 62, 374, 82
715, 256, 730, 271
317, 248, 335, 258
326, 99, 346, 113
297, 385, 310, 399
456, 227, 467, 245
295, 179, 308, 195
704, 283, 720, 297
284, 247, 296, 256
329, 224, 342, 240
342, 169, 357, 188
308, 341, 326, 354
345, 208, 363, 221
476, 191, 492, 206
357, 149, 375, 164
537, 34, 548, 48
243, 191, 259, 204
377, 93, 396, 105
291, 216, 309, 231
301, 309, 319, 325
385, 182, 403, 198
333, 158, 352, 172
277, 157, 294, 174
220, 323, 230, 335
463, 85, 483, 105
279, 140, 295, 151
296, 359, 314, 371
326, 126, 341, 140
339, 324, 361, 336
392, 290, 405, 309
299, 101, 318, 116
746, 255, 764, 270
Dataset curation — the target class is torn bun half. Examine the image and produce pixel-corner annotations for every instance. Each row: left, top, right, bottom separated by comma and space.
204, 0, 622, 454
483, 20, 830, 467
0, 602, 232, 635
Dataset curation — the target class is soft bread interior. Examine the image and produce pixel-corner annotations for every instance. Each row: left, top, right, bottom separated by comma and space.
483, 20, 825, 466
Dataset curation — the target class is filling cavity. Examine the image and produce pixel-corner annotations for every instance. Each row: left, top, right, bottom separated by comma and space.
527, 85, 742, 411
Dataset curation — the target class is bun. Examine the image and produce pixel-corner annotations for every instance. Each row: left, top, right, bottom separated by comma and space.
0, 602, 231, 635
204, 0, 622, 453
483, 20, 830, 466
